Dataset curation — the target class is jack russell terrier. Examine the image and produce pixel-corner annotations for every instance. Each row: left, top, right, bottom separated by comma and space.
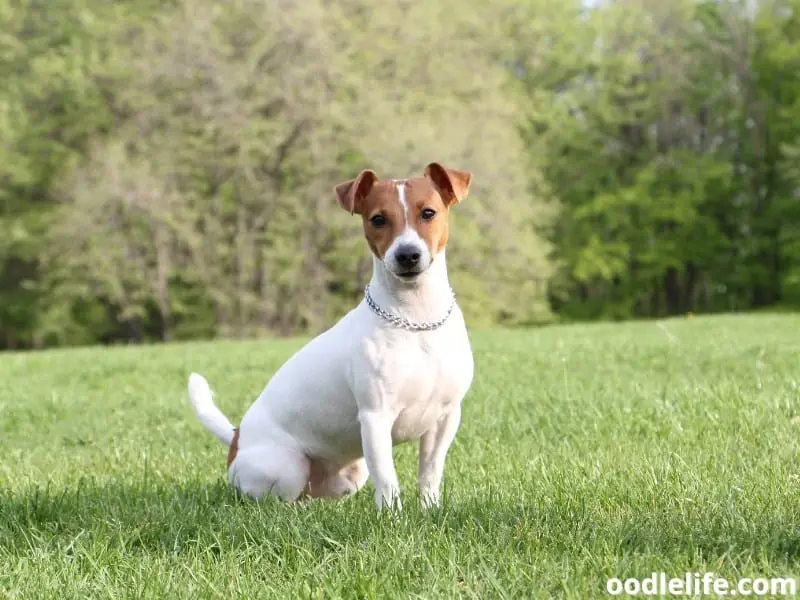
187, 162, 474, 511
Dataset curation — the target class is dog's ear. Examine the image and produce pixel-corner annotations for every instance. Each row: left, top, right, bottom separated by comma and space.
334, 169, 379, 215
424, 163, 472, 205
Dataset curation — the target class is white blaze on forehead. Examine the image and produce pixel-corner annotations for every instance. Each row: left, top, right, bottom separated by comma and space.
394, 180, 409, 226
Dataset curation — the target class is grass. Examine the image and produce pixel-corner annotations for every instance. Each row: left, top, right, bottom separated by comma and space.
1, 314, 800, 599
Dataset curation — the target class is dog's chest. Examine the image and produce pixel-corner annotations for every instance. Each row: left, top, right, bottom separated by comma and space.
368, 325, 473, 444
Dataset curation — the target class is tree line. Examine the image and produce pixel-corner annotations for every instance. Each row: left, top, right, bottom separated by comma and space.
1, 0, 798, 349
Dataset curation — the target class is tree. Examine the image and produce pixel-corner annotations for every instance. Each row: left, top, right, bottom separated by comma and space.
36, 0, 556, 347
515, 0, 800, 320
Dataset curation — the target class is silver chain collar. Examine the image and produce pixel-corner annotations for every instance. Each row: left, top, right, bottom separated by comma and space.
364, 283, 455, 331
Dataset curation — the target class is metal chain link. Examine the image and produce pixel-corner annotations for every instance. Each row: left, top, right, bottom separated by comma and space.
364, 284, 455, 331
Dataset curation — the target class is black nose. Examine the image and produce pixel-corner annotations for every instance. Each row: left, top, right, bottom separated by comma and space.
395, 245, 421, 268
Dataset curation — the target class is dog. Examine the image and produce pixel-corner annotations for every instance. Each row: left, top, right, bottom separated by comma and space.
187, 162, 474, 511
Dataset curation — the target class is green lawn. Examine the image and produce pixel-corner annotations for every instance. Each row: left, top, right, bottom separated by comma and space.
1, 314, 800, 599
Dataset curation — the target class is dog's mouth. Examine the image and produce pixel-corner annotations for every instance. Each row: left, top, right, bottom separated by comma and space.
396, 270, 423, 279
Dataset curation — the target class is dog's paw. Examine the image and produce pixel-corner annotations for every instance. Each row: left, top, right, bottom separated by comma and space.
374, 485, 402, 513
420, 488, 440, 511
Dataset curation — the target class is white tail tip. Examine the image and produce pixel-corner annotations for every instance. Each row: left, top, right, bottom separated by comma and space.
188, 372, 212, 403
187, 372, 235, 446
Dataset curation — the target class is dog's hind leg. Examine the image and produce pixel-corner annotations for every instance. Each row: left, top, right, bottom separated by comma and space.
340, 458, 369, 492
306, 458, 368, 499
228, 444, 310, 501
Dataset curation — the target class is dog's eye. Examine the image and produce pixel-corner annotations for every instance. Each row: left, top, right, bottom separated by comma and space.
421, 208, 436, 221
370, 214, 387, 227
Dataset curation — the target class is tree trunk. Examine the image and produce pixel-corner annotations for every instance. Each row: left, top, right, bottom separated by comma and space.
664, 267, 681, 315
153, 223, 172, 342
683, 262, 697, 313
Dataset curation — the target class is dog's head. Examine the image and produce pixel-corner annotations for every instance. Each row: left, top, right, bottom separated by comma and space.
334, 163, 472, 282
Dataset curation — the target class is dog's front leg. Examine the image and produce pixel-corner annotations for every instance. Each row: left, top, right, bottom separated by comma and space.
418, 404, 461, 509
358, 409, 402, 511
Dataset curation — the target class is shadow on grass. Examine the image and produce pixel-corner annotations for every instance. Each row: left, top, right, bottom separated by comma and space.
0, 477, 263, 556
3, 479, 800, 564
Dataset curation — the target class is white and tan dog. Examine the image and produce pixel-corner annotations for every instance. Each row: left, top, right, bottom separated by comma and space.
187, 163, 474, 510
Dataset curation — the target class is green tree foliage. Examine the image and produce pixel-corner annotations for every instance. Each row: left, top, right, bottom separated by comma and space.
1, 0, 126, 347
1, 0, 553, 348
516, 0, 800, 320
1, 0, 799, 349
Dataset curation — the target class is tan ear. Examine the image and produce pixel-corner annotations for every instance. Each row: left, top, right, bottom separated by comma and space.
334, 169, 379, 215
424, 162, 472, 205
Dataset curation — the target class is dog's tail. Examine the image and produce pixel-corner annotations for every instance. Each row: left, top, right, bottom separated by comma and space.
187, 372, 236, 445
